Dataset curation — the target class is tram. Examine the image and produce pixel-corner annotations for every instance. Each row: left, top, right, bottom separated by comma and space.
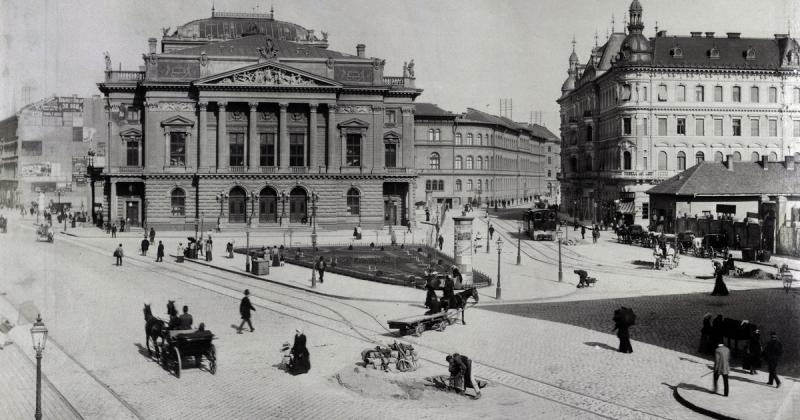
523, 208, 558, 241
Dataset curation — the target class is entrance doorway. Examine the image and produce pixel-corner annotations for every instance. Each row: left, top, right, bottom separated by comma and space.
228, 187, 246, 223
259, 187, 278, 223
289, 187, 307, 223
382, 182, 409, 226
125, 201, 139, 226
384, 199, 398, 225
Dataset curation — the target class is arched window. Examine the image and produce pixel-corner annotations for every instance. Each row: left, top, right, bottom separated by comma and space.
769, 152, 778, 161
454, 156, 463, 169
466, 133, 473, 145
455, 133, 462, 145
733, 151, 742, 161
455, 179, 462, 191
477, 179, 482, 191
485, 179, 490, 191
714, 151, 724, 162
438, 180, 444, 190
170, 188, 186, 216
428, 129, 434, 141
466, 179, 473, 191
477, 134, 483, 145
466, 156, 474, 169
346, 188, 360, 215
623, 151, 632, 170
426, 180, 432, 191
429, 152, 440, 169
476, 156, 483, 169
434, 129, 441, 141
751, 151, 760, 161
677, 151, 686, 170
695, 151, 705, 165
658, 151, 668, 170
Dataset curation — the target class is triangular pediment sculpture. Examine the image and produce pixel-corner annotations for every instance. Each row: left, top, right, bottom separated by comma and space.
195, 62, 341, 88
160, 115, 195, 127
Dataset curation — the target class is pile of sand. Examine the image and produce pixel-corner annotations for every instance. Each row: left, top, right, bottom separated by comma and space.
333, 366, 464, 402
740, 269, 775, 280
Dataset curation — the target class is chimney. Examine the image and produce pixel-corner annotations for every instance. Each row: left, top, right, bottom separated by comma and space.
656, 30, 667, 37
356, 44, 365, 58
726, 154, 734, 171
761, 154, 769, 170
690, 31, 703, 38
726, 32, 741, 39
148, 37, 157, 54
705, 32, 715, 38
786, 155, 796, 171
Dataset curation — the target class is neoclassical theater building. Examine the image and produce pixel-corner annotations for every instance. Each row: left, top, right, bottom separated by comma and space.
98, 9, 420, 230
559, 0, 800, 225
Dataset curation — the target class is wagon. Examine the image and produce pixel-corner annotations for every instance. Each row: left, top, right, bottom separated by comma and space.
35, 224, 53, 242
159, 329, 217, 378
387, 309, 461, 337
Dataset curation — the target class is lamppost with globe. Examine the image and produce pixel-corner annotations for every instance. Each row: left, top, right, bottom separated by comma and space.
30, 314, 48, 420
556, 227, 563, 282
310, 191, 319, 288
516, 221, 522, 265
485, 211, 490, 254
495, 237, 503, 300
215, 192, 228, 232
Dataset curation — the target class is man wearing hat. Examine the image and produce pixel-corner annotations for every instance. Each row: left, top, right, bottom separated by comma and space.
764, 332, 783, 388
238, 289, 255, 333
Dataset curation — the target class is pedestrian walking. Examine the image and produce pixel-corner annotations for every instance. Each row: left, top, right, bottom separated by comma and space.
743, 329, 762, 375
111, 223, 117, 238
226, 241, 234, 258
120, 218, 126, 232
149, 227, 156, 244
406, 220, 412, 234
156, 241, 164, 262
390, 229, 397, 246
581, 225, 586, 239
114, 244, 124, 266
438, 234, 444, 251
612, 307, 635, 353
764, 332, 783, 388
141, 237, 150, 256
316, 256, 327, 284
205, 236, 213, 261
713, 342, 731, 397
237, 289, 255, 333
711, 262, 730, 296
488, 224, 494, 239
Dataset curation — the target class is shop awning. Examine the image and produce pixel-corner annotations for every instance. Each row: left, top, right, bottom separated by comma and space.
617, 201, 636, 214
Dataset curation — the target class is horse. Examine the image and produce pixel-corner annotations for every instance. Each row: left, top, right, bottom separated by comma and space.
443, 287, 479, 325
143, 302, 166, 357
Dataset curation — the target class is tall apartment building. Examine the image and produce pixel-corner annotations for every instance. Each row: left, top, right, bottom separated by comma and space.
558, 0, 800, 225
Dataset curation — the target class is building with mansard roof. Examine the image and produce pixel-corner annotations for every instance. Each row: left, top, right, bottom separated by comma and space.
413, 103, 559, 210
97, 9, 420, 230
558, 0, 800, 226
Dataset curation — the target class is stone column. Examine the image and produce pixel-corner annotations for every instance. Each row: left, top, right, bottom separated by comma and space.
373, 106, 384, 170
309, 103, 318, 171
279, 102, 289, 169
327, 105, 338, 172
452, 215, 475, 287
198, 102, 208, 172
110, 180, 118, 224
217, 102, 228, 171
248, 102, 259, 171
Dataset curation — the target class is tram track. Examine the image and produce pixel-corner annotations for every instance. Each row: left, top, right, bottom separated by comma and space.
36, 226, 668, 419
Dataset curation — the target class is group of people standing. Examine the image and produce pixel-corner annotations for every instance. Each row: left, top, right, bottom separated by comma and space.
711, 331, 784, 397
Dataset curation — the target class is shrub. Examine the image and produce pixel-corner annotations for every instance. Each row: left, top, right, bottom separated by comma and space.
348, 244, 353, 250
380, 246, 385, 251
370, 242, 375, 248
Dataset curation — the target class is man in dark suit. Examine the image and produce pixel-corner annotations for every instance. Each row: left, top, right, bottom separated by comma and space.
178, 305, 193, 330
764, 332, 783, 388
156, 241, 164, 262
237, 289, 255, 333
713, 342, 731, 396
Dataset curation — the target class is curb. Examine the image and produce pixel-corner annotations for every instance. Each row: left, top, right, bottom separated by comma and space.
673, 386, 739, 420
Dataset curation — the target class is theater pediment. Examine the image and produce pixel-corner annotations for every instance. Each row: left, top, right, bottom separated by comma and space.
195, 62, 340, 88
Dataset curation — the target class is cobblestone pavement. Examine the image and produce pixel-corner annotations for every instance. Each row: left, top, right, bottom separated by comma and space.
480, 288, 800, 378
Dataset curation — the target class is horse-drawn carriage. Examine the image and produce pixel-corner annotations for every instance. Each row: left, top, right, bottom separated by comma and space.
35, 224, 53, 242
158, 329, 217, 378
388, 287, 478, 336
694, 234, 728, 259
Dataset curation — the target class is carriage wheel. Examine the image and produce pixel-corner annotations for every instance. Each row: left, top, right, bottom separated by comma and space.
145, 334, 152, 357
173, 347, 182, 378
436, 321, 447, 332
158, 343, 168, 366
414, 324, 425, 337
208, 344, 217, 375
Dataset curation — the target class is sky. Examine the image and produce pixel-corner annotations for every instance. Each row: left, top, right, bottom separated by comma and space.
1, 0, 798, 130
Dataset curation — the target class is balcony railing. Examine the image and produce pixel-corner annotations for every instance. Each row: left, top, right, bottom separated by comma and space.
383, 76, 415, 88
117, 166, 143, 173
289, 167, 308, 174
260, 166, 277, 173
230, 166, 246, 173
104, 70, 145, 83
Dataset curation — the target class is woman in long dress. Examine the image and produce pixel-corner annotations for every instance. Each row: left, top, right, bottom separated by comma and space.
711, 262, 729, 296
289, 329, 310, 375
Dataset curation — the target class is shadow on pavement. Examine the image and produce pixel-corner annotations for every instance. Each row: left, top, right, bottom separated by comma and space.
676, 382, 715, 394
583, 341, 618, 352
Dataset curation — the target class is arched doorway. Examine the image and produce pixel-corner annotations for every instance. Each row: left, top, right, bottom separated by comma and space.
228, 187, 246, 223
289, 187, 307, 223
259, 187, 278, 223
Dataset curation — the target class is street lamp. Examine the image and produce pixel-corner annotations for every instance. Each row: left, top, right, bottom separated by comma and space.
249, 192, 256, 227
245, 226, 251, 273
280, 190, 287, 226
310, 191, 319, 288
30, 314, 48, 420
87, 150, 96, 224
486, 211, 490, 254
215, 192, 228, 232
495, 237, 503, 300
516, 221, 522, 265
143, 198, 149, 232
556, 228, 563, 282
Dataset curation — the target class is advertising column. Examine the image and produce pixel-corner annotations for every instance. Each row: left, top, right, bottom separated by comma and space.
452, 215, 474, 288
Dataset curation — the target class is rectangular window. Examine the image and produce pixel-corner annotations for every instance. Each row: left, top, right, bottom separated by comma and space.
695, 85, 705, 102
657, 84, 667, 101
677, 117, 686, 135
384, 110, 396, 125
384, 143, 397, 168
642, 203, 649, 220
642, 117, 648, 135
259, 133, 276, 166
677, 85, 686, 102
695, 118, 705, 136
345, 133, 361, 167
714, 119, 723, 136
732, 86, 741, 102
126, 107, 139, 122
169, 132, 186, 166
769, 87, 777, 103
72, 127, 83, 142
126, 141, 139, 166
347, 193, 360, 216
794, 120, 800, 137
714, 86, 723, 102
623, 117, 632, 135
20, 140, 42, 156
732, 119, 741, 136
750, 86, 759, 103
658, 118, 667, 136
642, 86, 648, 101
769, 119, 778, 136
289, 133, 306, 167
229, 132, 245, 166
750, 119, 760, 136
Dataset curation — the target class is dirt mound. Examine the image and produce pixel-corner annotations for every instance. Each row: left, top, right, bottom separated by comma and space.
333, 366, 462, 402
740, 269, 775, 280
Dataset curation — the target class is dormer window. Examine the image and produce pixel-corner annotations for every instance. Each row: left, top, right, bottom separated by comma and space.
709, 47, 720, 59
745, 47, 756, 60
670, 47, 683, 58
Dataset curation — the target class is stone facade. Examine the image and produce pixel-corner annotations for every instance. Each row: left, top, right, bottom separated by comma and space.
98, 10, 420, 230
558, 0, 800, 226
